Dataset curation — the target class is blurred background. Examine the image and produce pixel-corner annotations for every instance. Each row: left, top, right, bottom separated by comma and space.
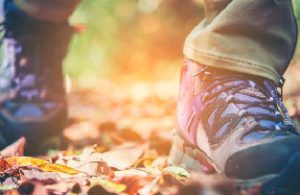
65, 0, 201, 88
64, 0, 197, 90
64, 0, 300, 89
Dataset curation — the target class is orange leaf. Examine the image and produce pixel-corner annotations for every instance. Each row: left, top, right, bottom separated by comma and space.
5, 157, 48, 167
0, 158, 11, 171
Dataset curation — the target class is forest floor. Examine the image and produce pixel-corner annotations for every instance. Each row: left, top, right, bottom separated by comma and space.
0, 77, 299, 195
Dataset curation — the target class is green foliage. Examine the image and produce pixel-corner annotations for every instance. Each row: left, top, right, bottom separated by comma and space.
294, 0, 300, 19
65, 0, 123, 85
64, 0, 200, 86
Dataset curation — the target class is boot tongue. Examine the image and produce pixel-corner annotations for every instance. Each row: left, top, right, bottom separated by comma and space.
213, 76, 280, 138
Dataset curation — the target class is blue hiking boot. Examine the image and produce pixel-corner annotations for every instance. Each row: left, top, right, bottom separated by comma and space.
169, 59, 300, 185
0, 0, 73, 154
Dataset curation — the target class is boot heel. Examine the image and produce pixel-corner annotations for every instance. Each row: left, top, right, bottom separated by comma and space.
168, 134, 215, 173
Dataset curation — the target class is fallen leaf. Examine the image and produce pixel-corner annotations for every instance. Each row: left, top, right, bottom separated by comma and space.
20, 168, 61, 184
149, 131, 172, 155
114, 169, 149, 178
55, 148, 112, 176
74, 160, 111, 176
161, 173, 184, 187
88, 185, 117, 195
45, 182, 75, 194
0, 184, 18, 191
90, 178, 126, 193
114, 175, 156, 195
89, 143, 148, 170
38, 163, 80, 175
137, 177, 160, 195
5, 157, 48, 167
0, 137, 26, 158
163, 166, 191, 179
0, 158, 11, 172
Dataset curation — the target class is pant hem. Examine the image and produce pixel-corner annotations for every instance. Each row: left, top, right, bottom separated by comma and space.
183, 45, 280, 84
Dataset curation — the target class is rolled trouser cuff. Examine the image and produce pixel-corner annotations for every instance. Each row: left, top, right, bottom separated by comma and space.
184, 45, 280, 84
183, 0, 297, 85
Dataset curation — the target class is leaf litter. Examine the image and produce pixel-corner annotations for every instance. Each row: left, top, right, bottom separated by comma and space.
0, 80, 277, 194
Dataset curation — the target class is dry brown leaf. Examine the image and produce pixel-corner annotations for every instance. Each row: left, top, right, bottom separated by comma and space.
87, 185, 117, 195
89, 143, 148, 170
0, 158, 11, 172
74, 160, 111, 176
55, 148, 111, 176
20, 168, 61, 184
137, 177, 160, 195
114, 174, 157, 195
45, 182, 78, 194
1, 137, 26, 158
114, 169, 149, 178
149, 131, 172, 155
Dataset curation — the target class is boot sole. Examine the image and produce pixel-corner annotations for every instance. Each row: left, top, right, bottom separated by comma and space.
168, 134, 278, 188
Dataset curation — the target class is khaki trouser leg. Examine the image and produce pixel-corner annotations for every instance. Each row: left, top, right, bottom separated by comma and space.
184, 0, 298, 84
14, 0, 80, 21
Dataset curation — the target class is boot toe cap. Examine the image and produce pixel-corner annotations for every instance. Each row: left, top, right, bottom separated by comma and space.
225, 135, 300, 179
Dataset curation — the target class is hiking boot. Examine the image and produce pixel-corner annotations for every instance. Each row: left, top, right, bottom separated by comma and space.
0, 0, 73, 154
169, 59, 300, 181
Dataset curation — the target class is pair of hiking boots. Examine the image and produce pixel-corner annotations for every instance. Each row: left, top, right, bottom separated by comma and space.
0, 0, 300, 192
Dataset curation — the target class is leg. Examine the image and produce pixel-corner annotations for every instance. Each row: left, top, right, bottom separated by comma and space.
184, 0, 297, 83
170, 0, 300, 193
0, 0, 80, 154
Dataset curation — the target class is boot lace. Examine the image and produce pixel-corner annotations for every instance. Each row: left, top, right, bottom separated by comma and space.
194, 66, 297, 144
0, 21, 61, 102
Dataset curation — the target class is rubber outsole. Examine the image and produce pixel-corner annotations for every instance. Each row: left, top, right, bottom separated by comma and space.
168, 134, 279, 188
